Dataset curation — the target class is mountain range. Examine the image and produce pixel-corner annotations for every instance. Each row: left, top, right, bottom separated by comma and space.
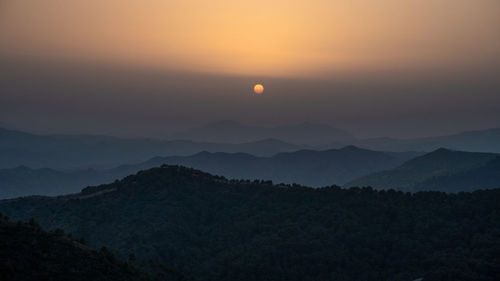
1, 165, 499, 281
143, 146, 419, 187
347, 128, 500, 153
0, 146, 419, 198
171, 120, 354, 145
172, 121, 500, 153
347, 148, 500, 192
0, 127, 303, 169
2, 124, 500, 171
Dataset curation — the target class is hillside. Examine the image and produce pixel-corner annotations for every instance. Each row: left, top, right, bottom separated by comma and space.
0, 214, 149, 281
347, 148, 500, 192
1, 165, 499, 281
0, 146, 419, 198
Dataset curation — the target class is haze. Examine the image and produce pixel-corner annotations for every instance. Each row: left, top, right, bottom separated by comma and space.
1, 0, 499, 138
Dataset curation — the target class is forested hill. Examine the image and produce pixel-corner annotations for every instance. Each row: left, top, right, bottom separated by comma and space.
0, 214, 150, 281
1, 165, 499, 281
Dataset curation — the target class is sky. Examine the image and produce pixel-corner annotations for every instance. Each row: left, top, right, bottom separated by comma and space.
1, 0, 499, 138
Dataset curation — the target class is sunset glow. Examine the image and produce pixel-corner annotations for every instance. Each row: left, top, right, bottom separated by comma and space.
1, 3, 500, 277
1, 0, 499, 77
0, 0, 499, 138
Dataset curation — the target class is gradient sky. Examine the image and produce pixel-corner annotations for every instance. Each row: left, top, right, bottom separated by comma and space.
1, 0, 499, 138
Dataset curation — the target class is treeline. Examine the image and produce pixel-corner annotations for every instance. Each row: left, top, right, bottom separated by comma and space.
1, 165, 499, 281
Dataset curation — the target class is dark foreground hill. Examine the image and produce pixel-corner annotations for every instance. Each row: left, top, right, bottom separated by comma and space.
0, 146, 419, 198
1, 166, 499, 281
347, 148, 500, 192
0, 214, 149, 281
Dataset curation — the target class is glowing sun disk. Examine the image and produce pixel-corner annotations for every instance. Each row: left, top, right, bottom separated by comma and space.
254, 84, 264, 95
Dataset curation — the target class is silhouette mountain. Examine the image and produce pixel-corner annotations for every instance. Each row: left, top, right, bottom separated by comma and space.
345, 128, 500, 153
347, 148, 500, 192
0, 127, 303, 169
0, 146, 420, 198
1, 165, 499, 281
3, 126, 500, 170
171, 120, 354, 145
144, 146, 419, 187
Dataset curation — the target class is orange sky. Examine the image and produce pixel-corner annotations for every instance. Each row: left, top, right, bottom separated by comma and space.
1, 0, 499, 76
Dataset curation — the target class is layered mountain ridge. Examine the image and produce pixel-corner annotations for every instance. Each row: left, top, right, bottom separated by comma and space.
347, 148, 500, 192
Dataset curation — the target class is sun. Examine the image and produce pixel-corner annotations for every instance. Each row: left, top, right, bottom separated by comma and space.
254, 84, 264, 95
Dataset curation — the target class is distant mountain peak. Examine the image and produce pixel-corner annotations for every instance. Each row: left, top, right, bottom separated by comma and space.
340, 145, 363, 151
248, 138, 290, 144
432, 147, 454, 153
194, 150, 212, 156
14, 165, 32, 170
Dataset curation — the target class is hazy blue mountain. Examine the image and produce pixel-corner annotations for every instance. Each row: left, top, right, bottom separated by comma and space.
3, 126, 500, 171
172, 120, 355, 145
347, 148, 500, 192
0, 146, 420, 198
346, 128, 500, 153
0, 127, 303, 169
146, 146, 420, 187
1, 166, 499, 281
